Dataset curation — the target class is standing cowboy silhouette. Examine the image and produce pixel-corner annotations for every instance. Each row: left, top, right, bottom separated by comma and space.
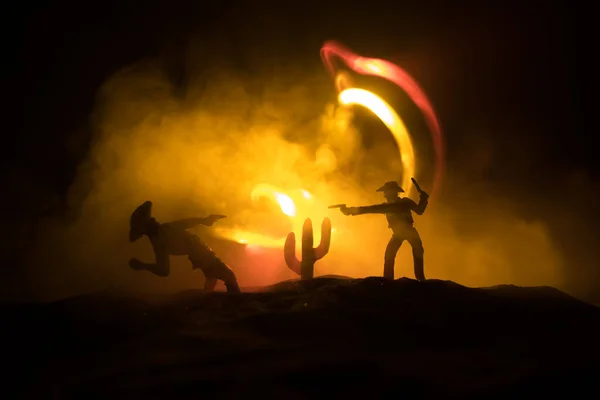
338, 179, 429, 281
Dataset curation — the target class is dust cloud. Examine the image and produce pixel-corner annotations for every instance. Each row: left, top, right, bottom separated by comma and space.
27, 53, 565, 301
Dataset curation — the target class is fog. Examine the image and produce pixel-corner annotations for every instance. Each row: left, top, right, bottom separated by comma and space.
22, 41, 568, 301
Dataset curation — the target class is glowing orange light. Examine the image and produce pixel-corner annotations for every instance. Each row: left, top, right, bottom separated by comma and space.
250, 183, 297, 217
321, 40, 445, 198
338, 87, 416, 197
275, 193, 296, 217
214, 41, 442, 253
214, 184, 335, 249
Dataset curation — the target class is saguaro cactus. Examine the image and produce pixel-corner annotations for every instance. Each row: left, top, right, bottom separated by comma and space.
284, 217, 332, 280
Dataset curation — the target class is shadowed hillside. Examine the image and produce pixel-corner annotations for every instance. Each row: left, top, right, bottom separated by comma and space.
4, 277, 600, 398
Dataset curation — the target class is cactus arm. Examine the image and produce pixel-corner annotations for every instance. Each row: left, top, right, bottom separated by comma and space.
314, 217, 332, 260
284, 232, 301, 275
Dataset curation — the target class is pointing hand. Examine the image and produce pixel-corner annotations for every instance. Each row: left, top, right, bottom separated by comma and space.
340, 206, 358, 216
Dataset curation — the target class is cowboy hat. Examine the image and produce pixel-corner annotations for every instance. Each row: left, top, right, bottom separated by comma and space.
129, 201, 153, 242
376, 181, 405, 193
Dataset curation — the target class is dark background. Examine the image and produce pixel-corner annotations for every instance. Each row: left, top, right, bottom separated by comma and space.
6, 1, 598, 301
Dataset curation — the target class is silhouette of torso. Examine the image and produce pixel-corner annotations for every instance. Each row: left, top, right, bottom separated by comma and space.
149, 223, 214, 259
384, 198, 416, 234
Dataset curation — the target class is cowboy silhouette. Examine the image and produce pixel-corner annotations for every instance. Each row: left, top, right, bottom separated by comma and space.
339, 180, 429, 281
128, 201, 241, 292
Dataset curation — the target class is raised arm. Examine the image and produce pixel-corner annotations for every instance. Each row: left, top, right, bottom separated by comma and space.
404, 193, 429, 215
168, 214, 227, 230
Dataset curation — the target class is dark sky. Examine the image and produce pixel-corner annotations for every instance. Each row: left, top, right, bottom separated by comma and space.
6, 1, 599, 300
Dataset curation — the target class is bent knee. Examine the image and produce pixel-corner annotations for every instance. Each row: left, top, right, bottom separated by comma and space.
218, 265, 237, 282
224, 270, 238, 283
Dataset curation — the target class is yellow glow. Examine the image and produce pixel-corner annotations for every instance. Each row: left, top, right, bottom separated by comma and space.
215, 88, 416, 250
338, 88, 416, 198
250, 183, 296, 217
33, 55, 566, 300
229, 230, 288, 247
275, 192, 296, 217
214, 185, 335, 249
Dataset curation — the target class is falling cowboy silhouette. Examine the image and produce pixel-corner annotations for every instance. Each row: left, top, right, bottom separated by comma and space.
339, 179, 429, 281
128, 201, 241, 292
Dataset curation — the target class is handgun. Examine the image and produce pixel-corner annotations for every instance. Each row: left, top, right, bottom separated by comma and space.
411, 177, 422, 193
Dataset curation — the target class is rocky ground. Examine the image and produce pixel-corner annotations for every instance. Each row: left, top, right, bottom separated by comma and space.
3, 276, 600, 398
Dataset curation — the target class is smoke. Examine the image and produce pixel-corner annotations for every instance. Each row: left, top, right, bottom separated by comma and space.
25, 43, 567, 301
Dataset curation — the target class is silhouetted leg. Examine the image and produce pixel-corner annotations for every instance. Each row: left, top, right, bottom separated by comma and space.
189, 256, 218, 291
190, 254, 241, 293
213, 260, 241, 293
204, 277, 218, 292
224, 278, 241, 293
406, 228, 425, 281
384, 236, 404, 280
130, 260, 170, 277
222, 267, 241, 293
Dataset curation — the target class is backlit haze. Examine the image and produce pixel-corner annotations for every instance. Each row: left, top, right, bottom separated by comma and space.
27, 42, 564, 300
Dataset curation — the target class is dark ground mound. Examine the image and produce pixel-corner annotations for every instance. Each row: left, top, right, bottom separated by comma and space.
3, 277, 600, 398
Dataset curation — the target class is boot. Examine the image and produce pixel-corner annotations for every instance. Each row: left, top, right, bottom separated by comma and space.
414, 257, 425, 282
225, 279, 241, 293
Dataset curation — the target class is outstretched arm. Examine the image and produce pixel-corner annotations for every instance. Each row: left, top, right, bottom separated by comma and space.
356, 203, 398, 215
341, 203, 397, 216
168, 214, 227, 230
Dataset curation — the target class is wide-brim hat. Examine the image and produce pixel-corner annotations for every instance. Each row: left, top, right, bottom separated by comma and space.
376, 181, 405, 193
129, 201, 153, 242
